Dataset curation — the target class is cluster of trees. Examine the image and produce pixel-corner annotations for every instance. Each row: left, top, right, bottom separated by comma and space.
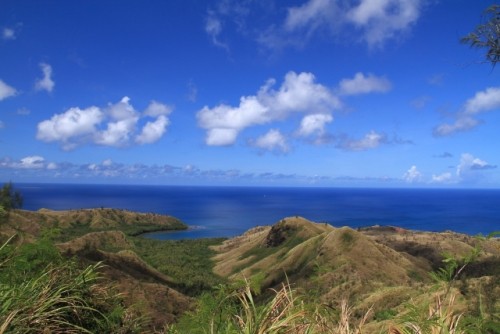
0, 182, 22, 222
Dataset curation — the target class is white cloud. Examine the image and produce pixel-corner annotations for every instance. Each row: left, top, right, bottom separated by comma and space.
102, 159, 113, 166
95, 118, 137, 147
94, 97, 139, 147
297, 113, 333, 137
260, 0, 421, 50
433, 116, 479, 137
403, 165, 422, 183
205, 128, 239, 146
46, 162, 58, 170
144, 100, 173, 117
37, 106, 104, 148
2, 28, 15, 40
284, 0, 336, 32
338, 72, 392, 95
431, 172, 452, 184
347, 0, 421, 47
457, 153, 496, 177
338, 130, 386, 151
197, 71, 339, 146
252, 129, 289, 153
135, 115, 169, 144
0, 79, 17, 100
34, 63, 55, 93
434, 87, 500, 136
106, 96, 136, 120
37, 97, 172, 149
463, 87, 500, 115
19, 156, 45, 169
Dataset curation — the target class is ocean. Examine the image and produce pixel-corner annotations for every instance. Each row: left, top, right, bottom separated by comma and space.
17, 183, 500, 239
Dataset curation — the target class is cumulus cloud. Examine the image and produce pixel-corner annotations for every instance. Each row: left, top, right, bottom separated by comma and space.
205, 128, 239, 146
34, 63, 55, 93
457, 153, 496, 177
297, 114, 333, 137
463, 87, 500, 115
37, 106, 103, 149
15, 156, 46, 169
337, 130, 386, 151
197, 71, 340, 146
434, 87, 500, 136
0, 79, 17, 100
338, 72, 392, 95
135, 115, 169, 145
403, 165, 422, 183
431, 172, 453, 184
37, 97, 172, 149
37, 105, 104, 149
252, 129, 289, 153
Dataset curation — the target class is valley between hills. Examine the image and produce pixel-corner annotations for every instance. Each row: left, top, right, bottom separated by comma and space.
1, 208, 499, 333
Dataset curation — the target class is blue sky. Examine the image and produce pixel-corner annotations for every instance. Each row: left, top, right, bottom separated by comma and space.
1, 0, 499, 187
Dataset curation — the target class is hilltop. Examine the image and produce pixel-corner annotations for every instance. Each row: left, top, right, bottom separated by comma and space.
1, 207, 186, 241
211, 216, 499, 330
1, 209, 499, 332
0, 208, 193, 330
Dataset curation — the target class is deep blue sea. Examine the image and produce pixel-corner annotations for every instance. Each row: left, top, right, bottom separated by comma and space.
17, 183, 500, 239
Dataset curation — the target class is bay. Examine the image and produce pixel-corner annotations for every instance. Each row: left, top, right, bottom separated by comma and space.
18, 183, 500, 238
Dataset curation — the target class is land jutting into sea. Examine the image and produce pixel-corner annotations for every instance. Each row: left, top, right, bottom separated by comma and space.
1, 202, 498, 333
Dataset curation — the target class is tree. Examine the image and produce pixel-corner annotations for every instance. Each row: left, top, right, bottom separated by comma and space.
461, 5, 500, 67
0, 182, 23, 211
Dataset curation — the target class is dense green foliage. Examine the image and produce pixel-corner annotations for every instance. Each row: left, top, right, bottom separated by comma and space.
132, 237, 226, 296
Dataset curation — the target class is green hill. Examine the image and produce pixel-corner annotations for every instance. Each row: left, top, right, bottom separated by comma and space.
1, 209, 499, 333
211, 216, 499, 331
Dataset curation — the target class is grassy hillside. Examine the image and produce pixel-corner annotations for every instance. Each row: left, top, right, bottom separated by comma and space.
0, 208, 200, 331
1, 208, 499, 333
208, 216, 499, 332
1, 207, 186, 242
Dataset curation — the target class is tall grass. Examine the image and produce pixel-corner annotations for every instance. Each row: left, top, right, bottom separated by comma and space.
170, 279, 372, 334
0, 235, 141, 333
389, 292, 464, 334
1, 263, 108, 333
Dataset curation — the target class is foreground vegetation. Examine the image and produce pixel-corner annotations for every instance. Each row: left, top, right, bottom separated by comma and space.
0, 184, 498, 333
0, 235, 135, 333
1, 216, 499, 333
